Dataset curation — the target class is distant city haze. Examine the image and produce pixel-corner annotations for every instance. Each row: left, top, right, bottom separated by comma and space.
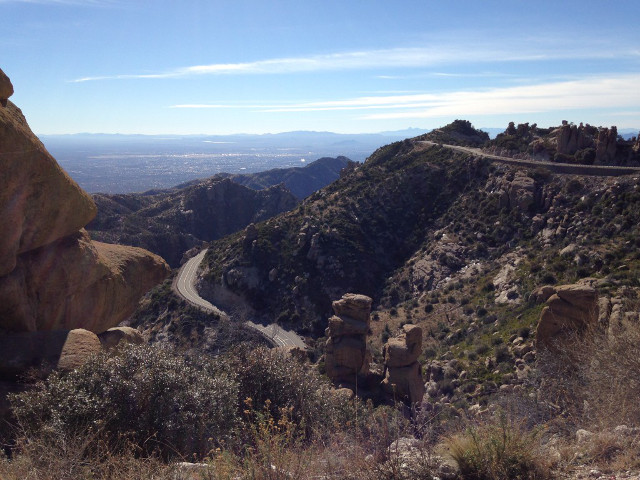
43, 131, 415, 193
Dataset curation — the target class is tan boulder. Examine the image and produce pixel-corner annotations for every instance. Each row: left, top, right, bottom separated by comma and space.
57, 329, 103, 371
0, 100, 97, 277
507, 173, 535, 211
327, 314, 369, 337
98, 326, 145, 350
325, 336, 367, 378
382, 325, 424, 404
536, 284, 598, 349
384, 324, 422, 368
0, 229, 170, 333
0, 329, 101, 378
531, 285, 556, 303
0, 68, 13, 107
381, 361, 425, 405
331, 294, 372, 324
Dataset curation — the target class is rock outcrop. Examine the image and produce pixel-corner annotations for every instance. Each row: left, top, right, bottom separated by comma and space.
382, 324, 425, 404
595, 126, 618, 164
0, 329, 102, 378
98, 326, 145, 350
0, 68, 13, 107
324, 294, 372, 383
0, 229, 168, 333
504, 172, 535, 211
556, 123, 594, 155
0, 69, 170, 336
535, 283, 598, 350
0, 98, 97, 277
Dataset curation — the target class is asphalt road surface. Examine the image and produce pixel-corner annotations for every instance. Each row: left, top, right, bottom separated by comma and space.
175, 249, 306, 349
419, 141, 640, 177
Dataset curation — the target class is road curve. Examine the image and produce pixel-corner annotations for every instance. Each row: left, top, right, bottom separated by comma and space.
419, 141, 640, 177
174, 249, 307, 349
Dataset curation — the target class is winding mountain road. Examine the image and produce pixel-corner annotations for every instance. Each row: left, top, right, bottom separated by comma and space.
419, 141, 640, 177
175, 250, 307, 349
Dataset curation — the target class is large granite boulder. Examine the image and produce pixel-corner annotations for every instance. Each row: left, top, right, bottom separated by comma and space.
98, 326, 145, 350
0, 68, 170, 335
0, 68, 13, 107
0, 230, 169, 333
331, 293, 372, 323
0, 329, 102, 379
0, 100, 97, 277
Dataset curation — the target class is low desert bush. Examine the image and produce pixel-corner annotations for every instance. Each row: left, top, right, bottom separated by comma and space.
222, 345, 355, 442
538, 313, 640, 429
10, 344, 239, 460
447, 412, 552, 480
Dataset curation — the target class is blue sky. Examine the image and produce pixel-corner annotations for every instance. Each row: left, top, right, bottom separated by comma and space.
2, 0, 639, 134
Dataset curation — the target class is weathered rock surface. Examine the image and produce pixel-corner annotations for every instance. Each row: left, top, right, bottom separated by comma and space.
0, 229, 169, 333
0, 329, 102, 378
324, 293, 371, 383
536, 283, 598, 349
331, 293, 372, 322
98, 326, 145, 350
0, 69, 170, 336
595, 126, 618, 164
0, 68, 13, 107
382, 324, 425, 404
0, 101, 97, 277
556, 123, 595, 155
506, 172, 535, 211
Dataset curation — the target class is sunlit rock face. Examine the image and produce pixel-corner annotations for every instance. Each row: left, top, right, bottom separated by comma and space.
0, 68, 170, 334
0, 99, 97, 277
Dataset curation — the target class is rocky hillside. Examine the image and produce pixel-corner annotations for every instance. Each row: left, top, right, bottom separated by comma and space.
195, 121, 640, 345
180, 155, 353, 199
196, 135, 491, 333
88, 156, 352, 267
89, 179, 297, 267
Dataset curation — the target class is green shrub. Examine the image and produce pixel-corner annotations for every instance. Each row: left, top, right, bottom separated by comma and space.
10, 344, 238, 460
222, 345, 353, 441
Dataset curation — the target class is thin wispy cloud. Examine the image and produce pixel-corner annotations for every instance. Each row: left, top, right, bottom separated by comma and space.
71, 45, 638, 82
361, 75, 640, 120
170, 74, 640, 120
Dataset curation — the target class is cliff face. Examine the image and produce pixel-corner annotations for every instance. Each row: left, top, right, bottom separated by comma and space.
0, 69, 170, 333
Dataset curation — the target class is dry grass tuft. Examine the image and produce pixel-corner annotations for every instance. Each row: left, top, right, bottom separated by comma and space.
446, 412, 553, 480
